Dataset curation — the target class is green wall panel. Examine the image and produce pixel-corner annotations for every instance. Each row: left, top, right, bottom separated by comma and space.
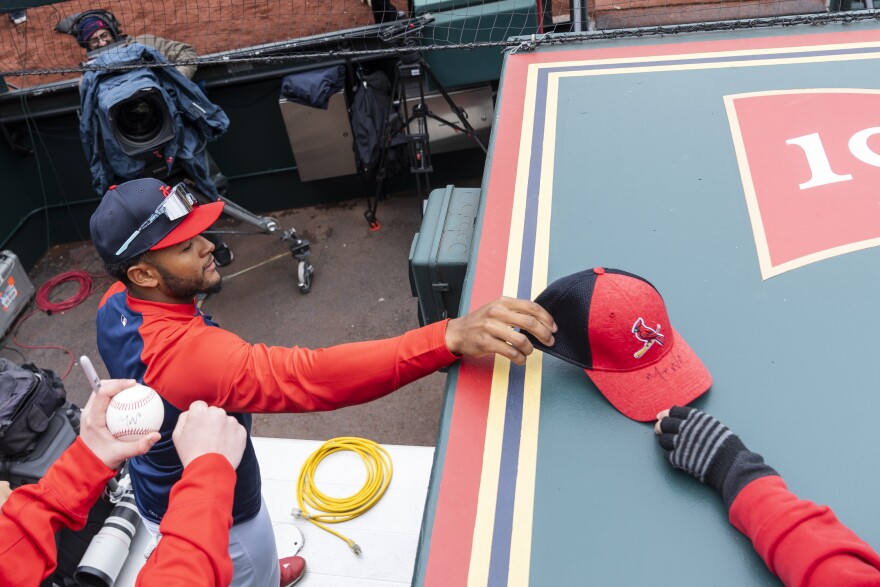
419, 0, 538, 88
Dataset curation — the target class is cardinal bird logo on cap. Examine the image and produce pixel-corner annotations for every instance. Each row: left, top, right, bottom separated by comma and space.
632, 317, 664, 359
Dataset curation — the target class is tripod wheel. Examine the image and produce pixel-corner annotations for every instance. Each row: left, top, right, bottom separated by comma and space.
297, 261, 314, 294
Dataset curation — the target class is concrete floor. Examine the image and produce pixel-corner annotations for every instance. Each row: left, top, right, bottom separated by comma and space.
0, 191, 460, 447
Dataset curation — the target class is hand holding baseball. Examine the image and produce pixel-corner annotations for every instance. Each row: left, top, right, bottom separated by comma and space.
80, 379, 161, 470
105, 383, 165, 441
172, 401, 247, 470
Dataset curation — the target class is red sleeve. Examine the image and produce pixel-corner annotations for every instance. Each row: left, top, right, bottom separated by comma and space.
143, 318, 457, 413
729, 475, 880, 587
0, 439, 115, 587
136, 454, 235, 586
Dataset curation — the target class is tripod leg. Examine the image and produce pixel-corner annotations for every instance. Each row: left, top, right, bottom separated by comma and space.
363, 66, 407, 230
414, 171, 429, 216
421, 59, 488, 154
215, 195, 280, 233
404, 67, 433, 174
281, 227, 314, 294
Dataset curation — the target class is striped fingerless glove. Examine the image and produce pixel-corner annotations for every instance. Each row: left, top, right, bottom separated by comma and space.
656, 406, 778, 508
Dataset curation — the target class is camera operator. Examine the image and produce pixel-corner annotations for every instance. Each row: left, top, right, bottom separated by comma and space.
72, 10, 235, 268
0, 379, 247, 587
75, 11, 198, 80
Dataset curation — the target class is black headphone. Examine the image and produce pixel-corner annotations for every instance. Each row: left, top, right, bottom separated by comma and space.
62, 9, 122, 49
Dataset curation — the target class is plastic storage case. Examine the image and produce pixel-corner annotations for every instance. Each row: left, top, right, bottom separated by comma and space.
409, 185, 480, 326
0, 250, 35, 342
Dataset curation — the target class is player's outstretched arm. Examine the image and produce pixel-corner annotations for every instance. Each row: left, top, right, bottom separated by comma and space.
445, 296, 557, 366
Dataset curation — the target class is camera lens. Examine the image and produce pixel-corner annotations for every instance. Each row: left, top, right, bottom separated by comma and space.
74, 487, 139, 587
115, 94, 163, 144
108, 86, 176, 156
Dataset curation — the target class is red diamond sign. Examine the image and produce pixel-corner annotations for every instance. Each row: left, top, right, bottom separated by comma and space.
725, 89, 880, 279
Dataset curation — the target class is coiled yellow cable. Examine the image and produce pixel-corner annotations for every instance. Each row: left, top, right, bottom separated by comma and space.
293, 437, 393, 555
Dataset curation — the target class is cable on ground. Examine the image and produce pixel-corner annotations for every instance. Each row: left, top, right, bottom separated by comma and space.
35, 269, 96, 313
6, 255, 111, 379
293, 437, 393, 555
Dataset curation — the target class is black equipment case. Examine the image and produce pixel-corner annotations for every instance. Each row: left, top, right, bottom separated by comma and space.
0, 360, 67, 460
0, 403, 78, 487
408, 185, 480, 326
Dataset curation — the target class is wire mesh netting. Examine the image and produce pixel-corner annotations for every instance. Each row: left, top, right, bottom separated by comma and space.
0, 0, 375, 84
0, 0, 873, 88
0, 0, 538, 86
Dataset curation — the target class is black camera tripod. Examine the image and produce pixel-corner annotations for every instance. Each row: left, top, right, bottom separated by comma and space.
363, 50, 487, 229
195, 191, 315, 294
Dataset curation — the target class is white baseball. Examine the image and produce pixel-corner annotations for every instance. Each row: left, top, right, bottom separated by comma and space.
106, 384, 164, 441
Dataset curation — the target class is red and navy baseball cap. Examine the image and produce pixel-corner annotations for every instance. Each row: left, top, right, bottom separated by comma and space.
90, 178, 224, 264
525, 267, 712, 421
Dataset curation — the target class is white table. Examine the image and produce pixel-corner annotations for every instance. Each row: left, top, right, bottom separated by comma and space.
115, 438, 434, 586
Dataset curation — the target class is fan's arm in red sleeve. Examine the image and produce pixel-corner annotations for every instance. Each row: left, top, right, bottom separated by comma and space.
0, 439, 116, 587
136, 453, 235, 586
729, 475, 880, 587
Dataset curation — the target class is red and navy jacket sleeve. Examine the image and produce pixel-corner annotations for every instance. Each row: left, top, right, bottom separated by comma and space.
136, 453, 235, 586
0, 438, 114, 587
729, 475, 880, 586
99, 283, 457, 413
139, 306, 457, 413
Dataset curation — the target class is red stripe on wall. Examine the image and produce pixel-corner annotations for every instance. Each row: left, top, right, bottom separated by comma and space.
423, 53, 534, 586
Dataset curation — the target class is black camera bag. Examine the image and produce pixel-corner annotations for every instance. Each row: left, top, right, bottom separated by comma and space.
0, 358, 66, 460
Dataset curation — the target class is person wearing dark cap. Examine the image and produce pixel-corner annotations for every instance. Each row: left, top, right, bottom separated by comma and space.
70, 9, 235, 267
73, 10, 199, 79
0, 379, 248, 587
88, 177, 557, 587
656, 406, 880, 586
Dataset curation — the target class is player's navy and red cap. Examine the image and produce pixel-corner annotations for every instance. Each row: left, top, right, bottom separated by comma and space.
525, 267, 712, 421
90, 178, 224, 264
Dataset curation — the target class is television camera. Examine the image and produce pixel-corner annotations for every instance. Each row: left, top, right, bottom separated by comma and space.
105, 80, 315, 292
63, 10, 315, 292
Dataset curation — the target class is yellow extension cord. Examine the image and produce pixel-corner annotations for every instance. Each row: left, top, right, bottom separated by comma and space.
293, 437, 393, 555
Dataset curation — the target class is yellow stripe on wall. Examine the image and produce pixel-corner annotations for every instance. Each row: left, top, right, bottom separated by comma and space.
467, 57, 543, 587
507, 69, 559, 586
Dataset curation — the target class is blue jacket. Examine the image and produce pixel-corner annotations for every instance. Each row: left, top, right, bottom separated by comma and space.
79, 43, 229, 198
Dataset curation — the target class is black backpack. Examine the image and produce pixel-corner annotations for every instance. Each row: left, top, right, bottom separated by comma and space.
0, 360, 101, 587
0, 358, 67, 460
